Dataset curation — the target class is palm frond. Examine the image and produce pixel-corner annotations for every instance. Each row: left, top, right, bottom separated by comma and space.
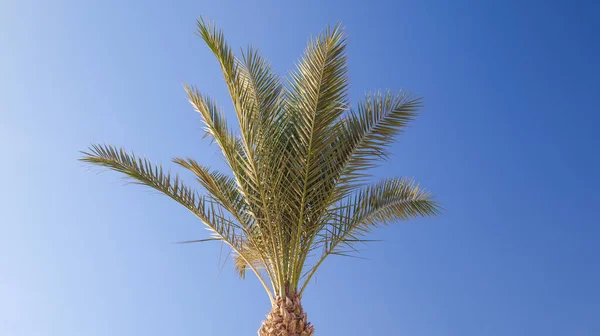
173, 157, 253, 226
338, 91, 422, 186
175, 238, 221, 244
280, 24, 350, 283
196, 18, 263, 162
299, 177, 440, 294
80, 144, 275, 302
174, 157, 279, 287
239, 46, 285, 137
184, 86, 264, 210
80, 144, 244, 247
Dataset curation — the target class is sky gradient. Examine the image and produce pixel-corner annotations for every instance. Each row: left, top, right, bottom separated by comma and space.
1, 0, 599, 335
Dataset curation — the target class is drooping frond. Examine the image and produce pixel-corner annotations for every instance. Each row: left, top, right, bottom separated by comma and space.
173, 157, 278, 285
299, 177, 440, 294
80, 145, 244, 248
80, 144, 275, 302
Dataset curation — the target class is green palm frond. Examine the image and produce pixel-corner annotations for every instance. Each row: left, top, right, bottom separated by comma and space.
239, 46, 285, 136
339, 91, 422, 180
80, 144, 275, 302
80, 145, 244, 247
196, 18, 252, 125
173, 157, 279, 287
184, 85, 263, 210
316, 90, 423, 207
281, 23, 350, 283
299, 177, 440, 294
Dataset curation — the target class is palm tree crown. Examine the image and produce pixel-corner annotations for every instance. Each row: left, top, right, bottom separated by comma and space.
81, 18, 439, 334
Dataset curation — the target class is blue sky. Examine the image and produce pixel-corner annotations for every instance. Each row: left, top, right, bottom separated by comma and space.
1, 0, 599, 335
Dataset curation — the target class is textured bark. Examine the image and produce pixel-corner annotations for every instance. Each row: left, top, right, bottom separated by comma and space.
258, 293, 314, 336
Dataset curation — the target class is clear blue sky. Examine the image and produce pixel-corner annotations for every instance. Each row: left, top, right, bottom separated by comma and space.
2, 0, 599, 335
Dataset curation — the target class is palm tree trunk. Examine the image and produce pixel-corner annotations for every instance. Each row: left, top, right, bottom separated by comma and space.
258, 292, 314, 336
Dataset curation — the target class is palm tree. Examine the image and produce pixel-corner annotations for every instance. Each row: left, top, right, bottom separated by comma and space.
81, 18, 440, 336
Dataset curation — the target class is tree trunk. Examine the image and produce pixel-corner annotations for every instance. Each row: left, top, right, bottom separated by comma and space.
258, 292, 314, 336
